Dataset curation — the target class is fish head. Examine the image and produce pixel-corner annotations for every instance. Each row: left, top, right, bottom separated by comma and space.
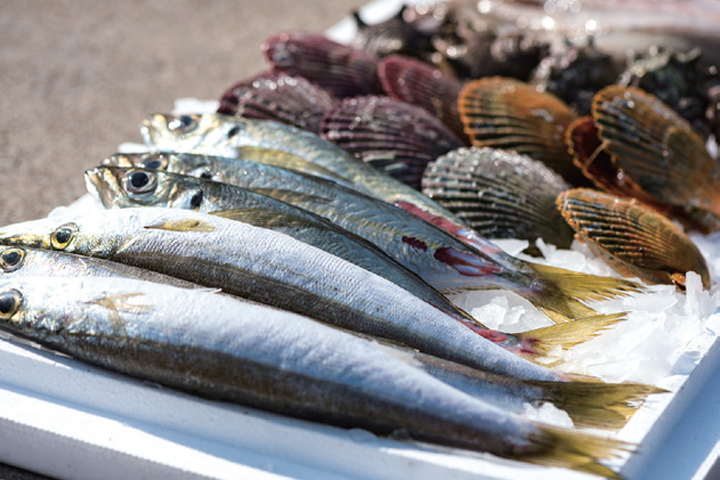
0, 212, 126, 259
86, 166, 207, 212
140, 113, 243, 158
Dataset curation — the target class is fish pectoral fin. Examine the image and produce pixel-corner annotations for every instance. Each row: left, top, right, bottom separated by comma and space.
235, 146, 349, 182
144, 219, 216, 232
211, 208, 324, 230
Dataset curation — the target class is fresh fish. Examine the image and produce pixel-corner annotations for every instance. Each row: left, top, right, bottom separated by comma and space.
85, 165, 475, 323
103, 152, 641, 324
0, 249, 662, 431
0, 207, 566, 381
87, 164, 631, 355
139, 113, 472, 227
0, 275, 631, 477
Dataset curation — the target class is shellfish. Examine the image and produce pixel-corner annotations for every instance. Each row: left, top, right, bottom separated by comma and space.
557, 188, 711, 290
216, 72, 337, 134
568, 85, 720, 233
458, 76, 585, 185
422, 147, 575, 249
320, 95, 464, 189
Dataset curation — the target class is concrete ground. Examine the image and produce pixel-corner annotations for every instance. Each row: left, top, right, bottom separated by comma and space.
0, 0, 361, 227
0, 1, 362, 478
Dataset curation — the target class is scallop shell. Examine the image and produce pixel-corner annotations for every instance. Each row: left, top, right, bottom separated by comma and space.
557, 188, 711, 290
378, 54, 468, 143
458, 77, 585, 185
216, 72, 337, 134
320, 95, 464, 189
262, 30, 382, 98
422, 147, 574, 248
591, 85, 720, 232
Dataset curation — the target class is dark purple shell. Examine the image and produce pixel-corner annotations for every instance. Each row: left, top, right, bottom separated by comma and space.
320, 95, 464, 189
378, 54, 469, 144
217, 72, 337, 134
262, 30, 382, 98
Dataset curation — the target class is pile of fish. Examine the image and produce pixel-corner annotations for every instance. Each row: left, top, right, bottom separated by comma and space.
2, 1, 720, 478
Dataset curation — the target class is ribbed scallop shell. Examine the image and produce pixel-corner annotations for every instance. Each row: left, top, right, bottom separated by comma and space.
458, 77, 584, 185
262, 30, 382, 98
378, 54, 468, 143
591, 85, 720, 232
422, 147, 574, 248
216, 72, 336, 134
557, 188, 711, 290
320, 95, 464, 189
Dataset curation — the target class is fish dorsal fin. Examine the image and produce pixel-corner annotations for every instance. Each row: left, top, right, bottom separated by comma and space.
144, 219, 216, 232
235, 146, 349, 182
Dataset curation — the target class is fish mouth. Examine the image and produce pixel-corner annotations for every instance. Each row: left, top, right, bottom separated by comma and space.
84, 167, 122, 209
138, 114, 167, 149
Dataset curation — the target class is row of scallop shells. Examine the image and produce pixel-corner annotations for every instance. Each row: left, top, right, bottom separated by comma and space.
215, 29, 714, 290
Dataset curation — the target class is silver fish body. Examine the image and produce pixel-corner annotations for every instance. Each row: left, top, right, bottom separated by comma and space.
0, 276, 629, 476
85, 165, 483, 326
0, 207, 560, 381
103, 153, 533, 291
0, 244, 199, 288
101, 152, 641, 325
139, 113, 469, 226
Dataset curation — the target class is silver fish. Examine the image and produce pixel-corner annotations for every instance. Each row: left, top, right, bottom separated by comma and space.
139, 113, 470, 226
87, 164, 632, 357
0, 207, 561, 381
0, 248, 661, 430
103, 152, 641, 324
0, 275, 631, 477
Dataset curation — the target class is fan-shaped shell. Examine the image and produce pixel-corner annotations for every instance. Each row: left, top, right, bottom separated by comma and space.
378, 54, 468, 143
557, 188, 711, 290
591, 85, 720, 232
320, 95, 464, 189
217, 72, 337, 134
262, 30, 382, 98
458, 77, 584, 185
422, 147, 574, 248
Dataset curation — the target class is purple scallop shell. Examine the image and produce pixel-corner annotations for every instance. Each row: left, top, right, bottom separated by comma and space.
217, 72, 337, 134
262, 30, 382, 98
320, 95, 464, 189
378, 54, 469, 144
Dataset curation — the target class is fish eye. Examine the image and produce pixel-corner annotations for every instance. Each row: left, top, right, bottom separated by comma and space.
0, 289, 22, 319
167, 114, 198, 134
122, 169, 158, 197
50, 223, 78, 250
0, 248, 25, 272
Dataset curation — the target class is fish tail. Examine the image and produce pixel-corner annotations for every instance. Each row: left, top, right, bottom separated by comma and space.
523, 424, 633, 478
516, 312, 627, 356
528, 380, 668, 430
520, 263, 642, 323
